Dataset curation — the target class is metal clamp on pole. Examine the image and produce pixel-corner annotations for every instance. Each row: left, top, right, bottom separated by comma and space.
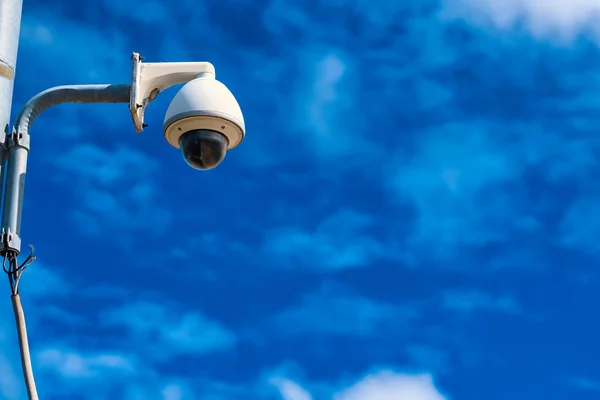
0, 128, 30, 255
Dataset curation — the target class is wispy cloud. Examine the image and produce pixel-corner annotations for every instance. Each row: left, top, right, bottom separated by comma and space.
36, 348, 135, 380
389, 122, 517, 259
31, 342, 201, 400
441, 290, 522, 314
18, 261, 71, 298
270, 377, 313, 400
568, 376, 600, 392
52, 143, 173, 245
263, 209, 391, 270
160, 382, 192, 400
292, 50, 373, 159
101, 300, 236, 359
442, 0, 600, 43
273, 283, 418, 336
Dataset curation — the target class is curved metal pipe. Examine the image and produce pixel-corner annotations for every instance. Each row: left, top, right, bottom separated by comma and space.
14, 84, 130, 135
1, 84, 131, 254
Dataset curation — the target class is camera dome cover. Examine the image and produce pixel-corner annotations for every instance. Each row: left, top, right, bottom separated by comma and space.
163, 74, 245, 150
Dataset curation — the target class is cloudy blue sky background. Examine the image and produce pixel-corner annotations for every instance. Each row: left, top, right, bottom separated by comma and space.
0, 0, 599, 399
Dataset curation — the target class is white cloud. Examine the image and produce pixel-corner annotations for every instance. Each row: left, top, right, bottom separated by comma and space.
391, 123, 515, 258
334, 371, 446, 400
33, 344, 200, 400
442, 0, 600, 42
304, 53, 349, 153
161, 383, 191, 400
290, 48, 379, 162
0, 267, 233, 397
270, 377, 313, 400
390, 118, 600, 263
263, 209, 389, 270
269, 370, 447, 400
274, 284, 418, 336
101, 301, 236, 359
36, 348, 135, 379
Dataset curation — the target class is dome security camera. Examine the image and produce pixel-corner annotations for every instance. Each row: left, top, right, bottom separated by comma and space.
129, 53, 245, 170
163, 71, 245, 170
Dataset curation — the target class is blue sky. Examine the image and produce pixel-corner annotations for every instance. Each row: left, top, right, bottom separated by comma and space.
1, 0, 600, 399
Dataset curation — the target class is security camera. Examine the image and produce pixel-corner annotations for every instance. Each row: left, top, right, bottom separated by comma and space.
163, 71, 245, 170
129, 53, 245, 170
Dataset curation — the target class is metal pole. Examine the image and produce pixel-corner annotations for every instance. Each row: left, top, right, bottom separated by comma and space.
0, 0, 22, 178
0, 0, 22, 126
0, 0, 23, 255
0, 4, 31, 399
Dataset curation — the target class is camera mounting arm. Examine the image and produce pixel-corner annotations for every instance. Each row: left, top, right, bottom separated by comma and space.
0, 84, 131, 255
129, 52, 216, 132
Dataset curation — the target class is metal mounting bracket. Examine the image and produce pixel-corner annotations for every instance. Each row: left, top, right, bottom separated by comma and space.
129, 52, 216, 133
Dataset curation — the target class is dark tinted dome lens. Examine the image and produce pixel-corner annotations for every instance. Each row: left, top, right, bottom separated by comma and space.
179, 130, 228, 170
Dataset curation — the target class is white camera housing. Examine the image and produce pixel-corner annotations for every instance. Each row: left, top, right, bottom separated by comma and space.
163, 72, 245, 150
129, 52, 245, 151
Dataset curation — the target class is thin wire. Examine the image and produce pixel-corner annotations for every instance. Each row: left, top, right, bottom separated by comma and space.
3, 245, 35, 295
12, 248, 35, 295
3, 254, 15, 293
4, 247, 39, 400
